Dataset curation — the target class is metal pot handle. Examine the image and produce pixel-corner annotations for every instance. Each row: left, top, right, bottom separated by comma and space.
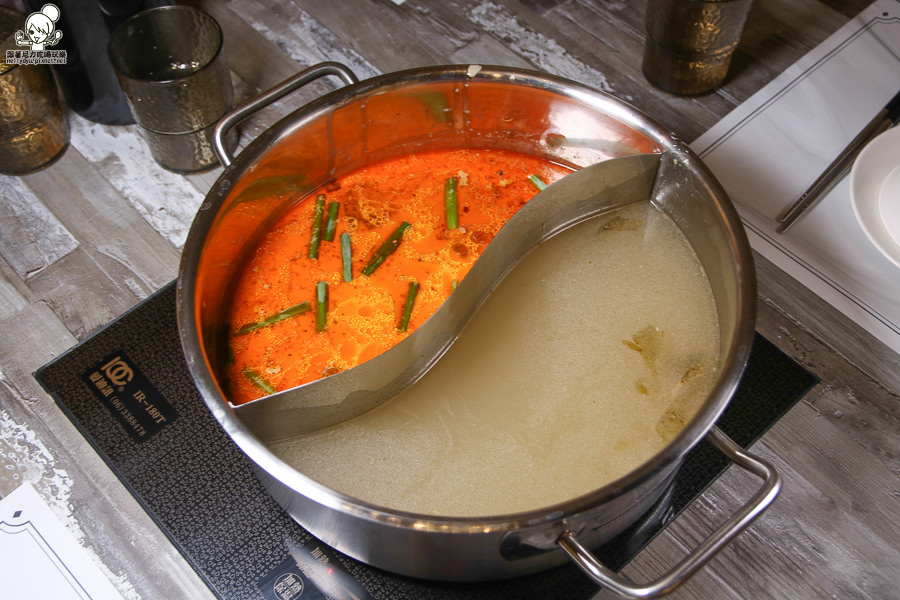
213, 61, 359, 167
558, 426, 781, 599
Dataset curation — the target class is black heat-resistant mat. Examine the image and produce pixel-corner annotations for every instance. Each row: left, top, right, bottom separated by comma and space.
35, 282, 817, 600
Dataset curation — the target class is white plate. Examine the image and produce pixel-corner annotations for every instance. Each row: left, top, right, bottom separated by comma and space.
879, 164, 900, 247
850, 126, 900, 268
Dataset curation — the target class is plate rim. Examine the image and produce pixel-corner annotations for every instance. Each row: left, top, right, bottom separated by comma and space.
877, 163, 900, 248
849, 125, 900, 268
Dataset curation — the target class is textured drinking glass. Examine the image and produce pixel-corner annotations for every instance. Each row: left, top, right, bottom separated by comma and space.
642, 0, 754, 96
0, 6, 69, 175
108, 6, 233, 172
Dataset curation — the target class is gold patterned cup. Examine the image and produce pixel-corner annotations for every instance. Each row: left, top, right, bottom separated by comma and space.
0, 6, 69, 176
108, 6, 233, 172
642, 0, 754, 96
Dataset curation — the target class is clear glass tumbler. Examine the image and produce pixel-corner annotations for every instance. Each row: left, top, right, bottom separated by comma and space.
108, 5, 233, 172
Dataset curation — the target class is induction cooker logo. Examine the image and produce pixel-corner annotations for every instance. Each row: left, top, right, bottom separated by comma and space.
101, 356, 135, 388
272, 572, 304, 599
5, 3, 67, 65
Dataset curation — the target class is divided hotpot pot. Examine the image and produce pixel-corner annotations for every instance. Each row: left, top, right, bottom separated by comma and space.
176, 63, 779, 598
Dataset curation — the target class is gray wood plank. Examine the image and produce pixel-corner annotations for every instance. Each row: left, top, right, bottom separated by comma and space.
756, 252, 900, 398
0, 174, 78, 280
0, 254, 31, 319
62, 115, 206, 249
19, 144, 182, 293
24, 246, 141, 341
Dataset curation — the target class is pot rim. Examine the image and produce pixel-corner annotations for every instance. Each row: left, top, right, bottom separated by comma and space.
177, 64, 757, 534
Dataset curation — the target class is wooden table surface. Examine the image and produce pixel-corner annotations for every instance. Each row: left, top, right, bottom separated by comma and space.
2, 0, 898, 598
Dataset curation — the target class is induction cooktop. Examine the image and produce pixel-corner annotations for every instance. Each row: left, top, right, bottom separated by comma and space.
35, 282, 817, 600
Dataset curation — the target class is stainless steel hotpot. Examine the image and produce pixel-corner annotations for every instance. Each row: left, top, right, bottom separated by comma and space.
177, 63, 779, 598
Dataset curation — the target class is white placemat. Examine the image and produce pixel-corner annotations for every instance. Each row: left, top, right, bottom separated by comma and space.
692, 0, 900, 354
0, 483, 125, 600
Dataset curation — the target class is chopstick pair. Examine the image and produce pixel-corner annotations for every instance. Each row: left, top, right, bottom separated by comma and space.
776, 88, 900, 234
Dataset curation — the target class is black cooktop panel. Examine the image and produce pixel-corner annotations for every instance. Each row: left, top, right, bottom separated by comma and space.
35, 282, 817, 600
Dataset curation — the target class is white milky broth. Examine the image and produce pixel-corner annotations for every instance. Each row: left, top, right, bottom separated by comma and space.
268, 203, 720, 516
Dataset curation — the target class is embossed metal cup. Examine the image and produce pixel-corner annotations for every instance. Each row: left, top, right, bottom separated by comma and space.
642, 0, 754, 95
0, 6, 69, 175
108, 5, 233, 172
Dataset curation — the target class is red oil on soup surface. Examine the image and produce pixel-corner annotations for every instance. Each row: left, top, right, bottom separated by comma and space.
226, 148, 571, 404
